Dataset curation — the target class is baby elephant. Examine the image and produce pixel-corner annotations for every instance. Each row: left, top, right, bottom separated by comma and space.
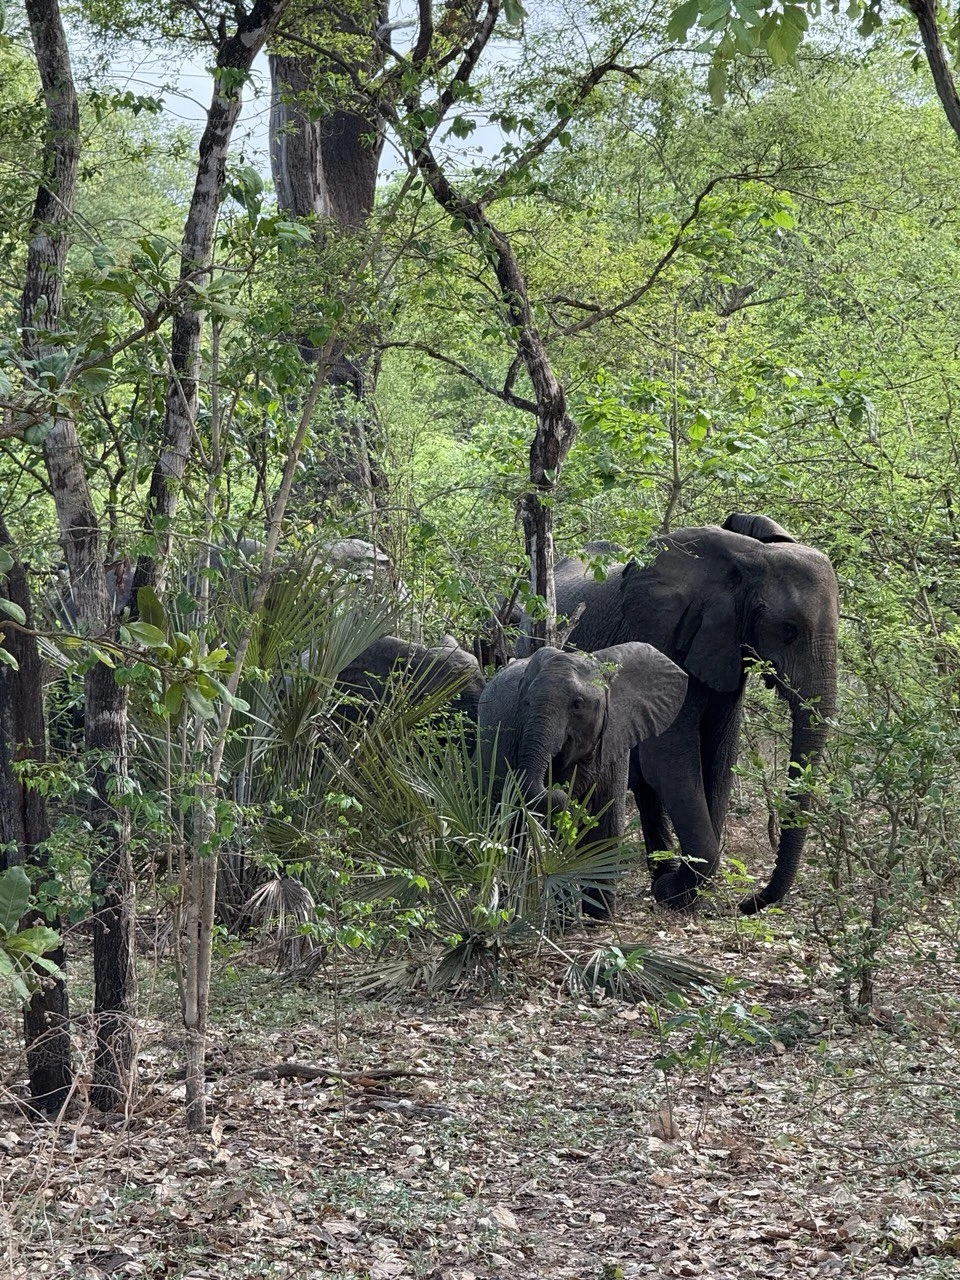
478, 644, 687, 919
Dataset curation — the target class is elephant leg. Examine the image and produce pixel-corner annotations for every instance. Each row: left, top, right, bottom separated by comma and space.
654, 793, 722, 908
700, 686, 745, 839
634, 697, 721, 909
629, 748, 676, 882
580, 764, 627, 922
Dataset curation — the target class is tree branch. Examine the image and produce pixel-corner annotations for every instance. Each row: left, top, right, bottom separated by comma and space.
379, 341, 537, 412
556, 170, 783, 338
412, 0, 433, 63
478, 44, 638, 206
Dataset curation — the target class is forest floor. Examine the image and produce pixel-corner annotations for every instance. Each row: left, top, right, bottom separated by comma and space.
3, 847, 960, 1280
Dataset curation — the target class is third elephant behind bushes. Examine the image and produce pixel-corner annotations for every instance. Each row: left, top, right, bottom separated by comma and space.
553, 513, 839, 914
334, 635, 485, 728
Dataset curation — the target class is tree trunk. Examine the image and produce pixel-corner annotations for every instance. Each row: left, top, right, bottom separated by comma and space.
0, 520, 72, 1115
268, 6, 389, 523
86, 659, 135, 1110
132, 0, 293, 599
21, 0, 136, 1112
907, 0, 960, 145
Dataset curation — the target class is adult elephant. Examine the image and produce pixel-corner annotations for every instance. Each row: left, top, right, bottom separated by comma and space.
554, 514, 839, 914
335, 635, 485, 725
478, 643, 688, 918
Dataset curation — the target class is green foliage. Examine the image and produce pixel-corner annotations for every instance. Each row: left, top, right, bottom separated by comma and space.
566, 943, 722, 1003
667, 0, 886, 103
290, 718, 650, 993
0, 867, 63, 1006
3, 0, 960, 1031
648, 978, 772, 1135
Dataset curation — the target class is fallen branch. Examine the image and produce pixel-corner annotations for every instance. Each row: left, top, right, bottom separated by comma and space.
249, 1062, 430, 1084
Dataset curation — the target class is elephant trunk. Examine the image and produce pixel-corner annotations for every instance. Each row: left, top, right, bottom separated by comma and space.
740, 663, 835, 915
516, 730, 567, 814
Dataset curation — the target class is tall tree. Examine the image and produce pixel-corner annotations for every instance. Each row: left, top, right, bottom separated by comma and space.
374, 3, 681, 644
20, 0, 134, 1112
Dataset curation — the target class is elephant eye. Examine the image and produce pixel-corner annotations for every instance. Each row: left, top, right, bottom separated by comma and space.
782, 622, 799, 645
571, 697, 585, 712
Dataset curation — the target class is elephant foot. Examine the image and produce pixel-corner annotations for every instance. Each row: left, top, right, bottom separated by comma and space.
651, 870, 699, 912
738, 891, 770, 916
649, 856, 682, 883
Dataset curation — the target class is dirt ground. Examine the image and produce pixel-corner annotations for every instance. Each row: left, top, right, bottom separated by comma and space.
3, 861, 960, 1280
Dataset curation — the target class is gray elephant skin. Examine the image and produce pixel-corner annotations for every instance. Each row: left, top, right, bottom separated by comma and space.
478, 643, 688, 918
553, 513, 839, 914
336, 635, 485, 725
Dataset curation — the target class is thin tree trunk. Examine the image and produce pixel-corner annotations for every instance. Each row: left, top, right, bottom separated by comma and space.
21, 0, 135, 1113
86, 659, 134, 1110
0, 521, 72, 1115
179, 362, 327, 1131
132, 0, 292, 600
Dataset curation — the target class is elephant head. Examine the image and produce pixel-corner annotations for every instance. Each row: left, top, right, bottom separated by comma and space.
617, 515, 838, 912
479, 643, 688, 810
336, 635, 484, 722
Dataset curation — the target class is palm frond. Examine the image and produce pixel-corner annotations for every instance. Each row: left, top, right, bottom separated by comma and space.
565, 944, 722, 1003
243, 875, 320, 969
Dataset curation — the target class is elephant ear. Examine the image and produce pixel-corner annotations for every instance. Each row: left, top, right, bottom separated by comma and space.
621, 534, 744, 692
722, 513, 796, 543
594, 643, 688, 768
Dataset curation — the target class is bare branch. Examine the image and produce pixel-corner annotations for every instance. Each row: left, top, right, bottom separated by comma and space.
379, 340, 537, 412
412, 0, 433, 63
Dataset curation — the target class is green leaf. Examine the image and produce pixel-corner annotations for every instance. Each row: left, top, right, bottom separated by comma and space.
0, 598, 26, 625
76, 364, 114, 396
164, 681, 185, 718
5, 925, 60, 957
185, 683, 216, 720
137, 586, 166, 632
700, 0, 731, 30
0, 866, 31, 934
0, 646, 18, 670
0, 950, 33, 1003
765, 16, 802, 65
275, 220, 313, 246
91, 244, 116, 270
707, 60, 728, 105
23, 419, 55, 446
0, 548, 13, 575
503, 0, 527, 25
204, 674, 250, 712
123, 621, 167, 648
668, 0, 702, 41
